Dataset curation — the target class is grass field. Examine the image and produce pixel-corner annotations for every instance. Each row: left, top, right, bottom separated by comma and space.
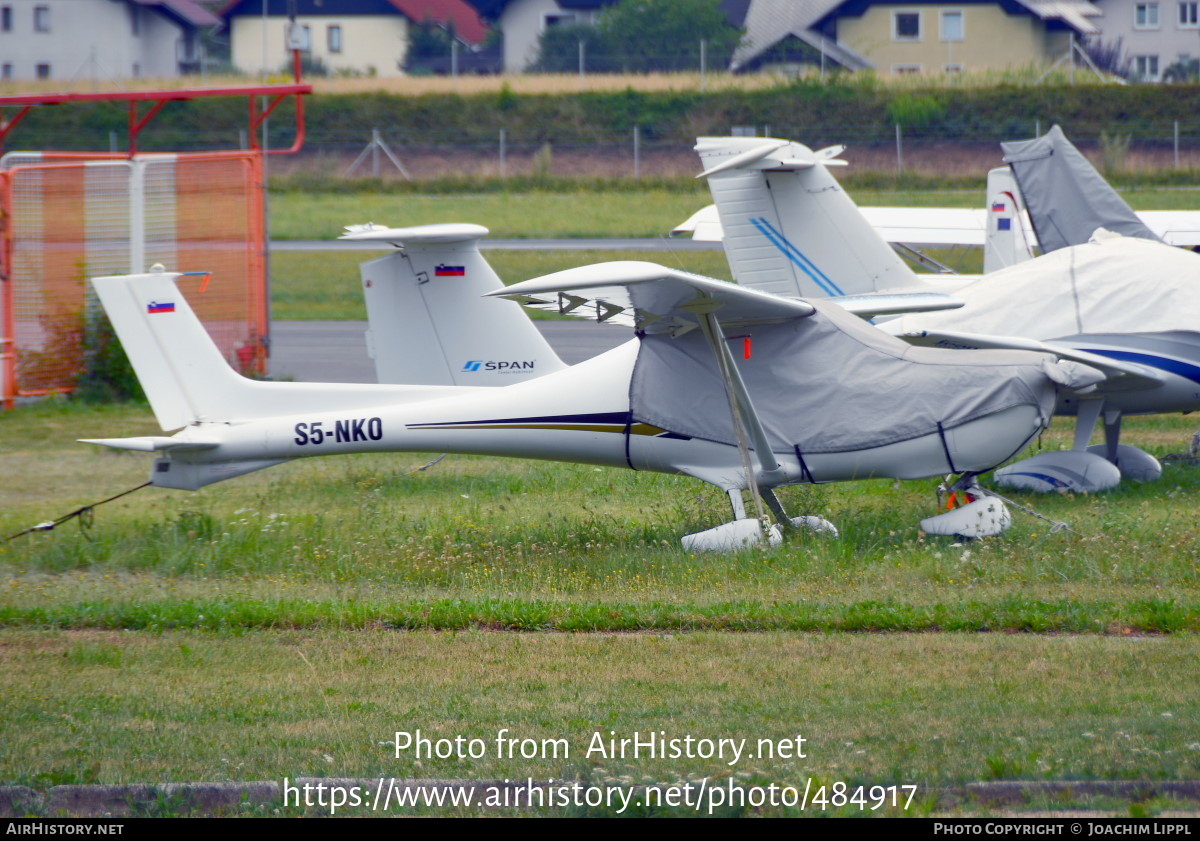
6, 185, 1200, 814
2, 399, 1200, 811
267, 187, 1200, 243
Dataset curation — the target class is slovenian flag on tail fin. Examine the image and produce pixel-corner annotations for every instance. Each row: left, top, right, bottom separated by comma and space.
147, 301, 175, 314
991, 201, 1006, 212
435, 264, 465, 277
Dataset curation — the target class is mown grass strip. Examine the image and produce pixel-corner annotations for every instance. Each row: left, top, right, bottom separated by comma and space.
1, 597, 1194, 634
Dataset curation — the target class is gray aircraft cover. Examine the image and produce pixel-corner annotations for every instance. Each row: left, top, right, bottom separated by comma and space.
1001, 125, 1159, 253
630, 299, 1064, 455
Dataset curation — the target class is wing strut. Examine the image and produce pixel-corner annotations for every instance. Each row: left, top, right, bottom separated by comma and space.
692, 304, 791, 528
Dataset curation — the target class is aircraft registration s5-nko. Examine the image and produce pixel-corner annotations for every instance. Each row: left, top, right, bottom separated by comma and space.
79, 261, 1101, 549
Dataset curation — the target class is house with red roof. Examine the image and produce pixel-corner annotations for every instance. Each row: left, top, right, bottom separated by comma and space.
220, 0, 487, 76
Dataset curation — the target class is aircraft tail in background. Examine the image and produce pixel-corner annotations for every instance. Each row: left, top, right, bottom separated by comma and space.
983, 166, 1035, 273
342, 223, 568, 387
695, 136, 923, 299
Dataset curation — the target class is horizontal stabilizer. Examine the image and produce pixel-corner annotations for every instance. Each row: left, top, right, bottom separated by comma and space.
79, 436, 220, 452
339, 222, 489, 245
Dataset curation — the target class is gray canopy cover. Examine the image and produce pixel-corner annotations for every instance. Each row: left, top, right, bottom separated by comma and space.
630, 300, 1059, 455
1001, 125, 1158, 253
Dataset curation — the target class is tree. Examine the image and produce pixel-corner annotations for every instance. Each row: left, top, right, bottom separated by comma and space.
529, 0, 743, 73
530, 22, 610, 72
598, 0, 742, 72
408, 17, 456, 61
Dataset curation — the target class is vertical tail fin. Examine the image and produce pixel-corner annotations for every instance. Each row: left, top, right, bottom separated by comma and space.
93, 268, 458, 434
92, 268, 251, 430
983, 166, 1035, 273
695, 136, 923, 298
343, 224, 567, 386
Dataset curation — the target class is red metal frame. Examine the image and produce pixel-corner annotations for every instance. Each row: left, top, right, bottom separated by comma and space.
0, 82, 312, 157
1, 170, 12, 409
0, 65, 308, 408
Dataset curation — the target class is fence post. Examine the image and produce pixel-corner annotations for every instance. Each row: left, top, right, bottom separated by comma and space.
451, 41, 459, 91
700, 40, 707, 92
895, 123, 903, 175
1175, 120, 1180, 168
499, 129, 506, 179
579, 40, 585, 91
130, 159, 145, 273
633, 126, 641, 179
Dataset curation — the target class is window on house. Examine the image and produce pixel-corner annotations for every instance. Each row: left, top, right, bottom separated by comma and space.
893, 11, 921, 40
893, 64, 923, 74
35, 62, 50, 78
1, 63, 11, 80
1180, 2, 1199, 26
944, 63, 963, 73
131, 5, 140, 36
33, 5, 48, 31
940, 10, 964, 41
328, 24, 342, 53
1136, 3, 1160, 27
1135, 54, 1160, 77
544, 13, 578, 28
1, 6, 11, 32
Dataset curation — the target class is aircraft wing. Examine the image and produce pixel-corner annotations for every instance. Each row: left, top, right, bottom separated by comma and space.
673, 204, 1023, 247
898, 329, 1163, 391
860, 207, 990, 247
675, 204, 1200, 250
499, 265, 961, 325
490, 261, 815, 333
1139, 211, 1200, 248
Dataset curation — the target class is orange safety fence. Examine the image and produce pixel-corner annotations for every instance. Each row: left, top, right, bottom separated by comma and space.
0, 150, 266, 409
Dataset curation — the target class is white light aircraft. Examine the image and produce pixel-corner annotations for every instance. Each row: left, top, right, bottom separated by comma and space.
79, 257, 1100, 548
675, 131, 1200, 274
690, 135, 1200, 493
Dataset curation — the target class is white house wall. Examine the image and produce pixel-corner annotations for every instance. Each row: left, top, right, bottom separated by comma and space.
499, 0, 597, 71
141, 12, 189, 77
0, 0, 186, 80
230, 14, 410, 76
1093, 0, 1200, 78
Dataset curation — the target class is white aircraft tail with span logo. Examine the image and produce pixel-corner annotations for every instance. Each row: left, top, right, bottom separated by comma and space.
695, 136, 923, 298
341, 223, 567, 387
